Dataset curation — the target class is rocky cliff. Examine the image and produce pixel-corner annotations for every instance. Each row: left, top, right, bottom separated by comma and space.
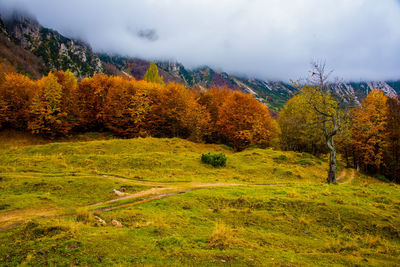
2, 12, 103, 78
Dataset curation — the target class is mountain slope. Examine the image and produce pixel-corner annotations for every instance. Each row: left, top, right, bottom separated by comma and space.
2, 13, 103, 78
0, 15, 46, 79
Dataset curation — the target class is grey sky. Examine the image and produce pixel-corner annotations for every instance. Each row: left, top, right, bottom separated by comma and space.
1, 0, 400, 81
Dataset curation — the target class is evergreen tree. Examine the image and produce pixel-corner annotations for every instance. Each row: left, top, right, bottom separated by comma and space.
144, 62, 164, 85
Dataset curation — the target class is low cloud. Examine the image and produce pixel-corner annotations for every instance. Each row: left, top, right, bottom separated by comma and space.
1, 0, 400, 81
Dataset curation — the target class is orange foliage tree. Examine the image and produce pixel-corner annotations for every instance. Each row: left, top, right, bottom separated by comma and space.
198, 87, 231, 143
0, 66, 279, 150
148, 82, 211, 142
216, 91, 276, 151
0, 73, 36, 130
76, 74, 114, 131
351, 89, 388, 172
101, 78, 156, 137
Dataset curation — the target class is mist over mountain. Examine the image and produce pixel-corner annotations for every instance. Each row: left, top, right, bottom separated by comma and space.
1, 0, 400, 81
0, 11, 399, 111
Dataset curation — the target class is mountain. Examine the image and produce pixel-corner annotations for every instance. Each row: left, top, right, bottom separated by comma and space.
1, 12, 103, 78
100, 54, 400, 110
0, 14, 46, 79
0, 12, 399, 110
99, 55, 297, 110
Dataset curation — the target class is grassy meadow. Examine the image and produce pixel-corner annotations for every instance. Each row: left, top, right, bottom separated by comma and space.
0, 130, 399, 266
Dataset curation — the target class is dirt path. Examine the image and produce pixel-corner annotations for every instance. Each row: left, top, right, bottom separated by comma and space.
337, 168, 356, 184
0, 208, 62, 232
0, 182, 242, 232
341, 169, 355, 184
93, 182, 242, 212
89, 187, 174, 207
0, 181, 306, 232
336, 169, 347, 181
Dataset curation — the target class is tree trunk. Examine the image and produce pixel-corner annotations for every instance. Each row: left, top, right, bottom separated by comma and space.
352, 150, 357, 169
326, 136, 337, 183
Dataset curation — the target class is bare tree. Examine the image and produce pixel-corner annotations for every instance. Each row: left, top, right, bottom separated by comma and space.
306, 61, 345, 183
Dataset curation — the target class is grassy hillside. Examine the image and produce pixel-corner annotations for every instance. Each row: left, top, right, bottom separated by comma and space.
0, 131, 399, 266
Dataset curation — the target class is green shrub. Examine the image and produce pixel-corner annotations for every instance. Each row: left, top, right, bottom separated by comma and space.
201, 153, 227, 167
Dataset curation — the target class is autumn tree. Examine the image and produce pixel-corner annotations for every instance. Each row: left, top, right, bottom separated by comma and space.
216, 91, 276, 151
198, 87, 232, 143
76, 74, 113, 131
53, 70, 80, 130
182, 90, 211, 142
147, 82, 210, 141
351, 89, 388, 173
301, 62, 348, 183
278, 93, 327, 156
28, 73, 66, 136
144, 62, 164, 85
101, 77, 154, 137
335, 119, 355, 168
384, 96, 400, 182
0, 73, 36, 130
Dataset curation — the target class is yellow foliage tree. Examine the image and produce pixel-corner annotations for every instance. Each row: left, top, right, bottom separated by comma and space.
278, 92, 327, 155
28, 72, 78, 136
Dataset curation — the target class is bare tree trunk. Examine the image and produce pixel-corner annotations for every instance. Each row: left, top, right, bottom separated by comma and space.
327, 135, 337, 183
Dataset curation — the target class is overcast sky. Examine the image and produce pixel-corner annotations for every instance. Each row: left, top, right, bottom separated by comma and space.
1, 0, 400, 81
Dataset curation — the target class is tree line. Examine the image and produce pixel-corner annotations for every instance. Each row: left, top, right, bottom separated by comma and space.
0, 60, 277, 152
0, 59, 398, 183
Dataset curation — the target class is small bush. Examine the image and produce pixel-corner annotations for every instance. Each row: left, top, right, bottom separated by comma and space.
75, 209, 93, 223
201, 153, 227, 167
208, 221, 235, 249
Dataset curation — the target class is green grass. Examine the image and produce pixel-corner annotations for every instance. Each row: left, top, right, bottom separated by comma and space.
0, 130, 399, 266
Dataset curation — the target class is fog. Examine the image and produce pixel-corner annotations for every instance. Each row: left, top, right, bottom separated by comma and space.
1, 0, 400, 81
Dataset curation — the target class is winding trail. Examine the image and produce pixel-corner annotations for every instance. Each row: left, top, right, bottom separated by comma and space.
341, 169, 355, 184
0, 177, 305, 232
336, 169, 347, 181
0, 181, 244, 232
337, 168, 356, 184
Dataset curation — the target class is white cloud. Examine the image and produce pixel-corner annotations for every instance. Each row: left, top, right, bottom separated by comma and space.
1, 0, 400, 81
